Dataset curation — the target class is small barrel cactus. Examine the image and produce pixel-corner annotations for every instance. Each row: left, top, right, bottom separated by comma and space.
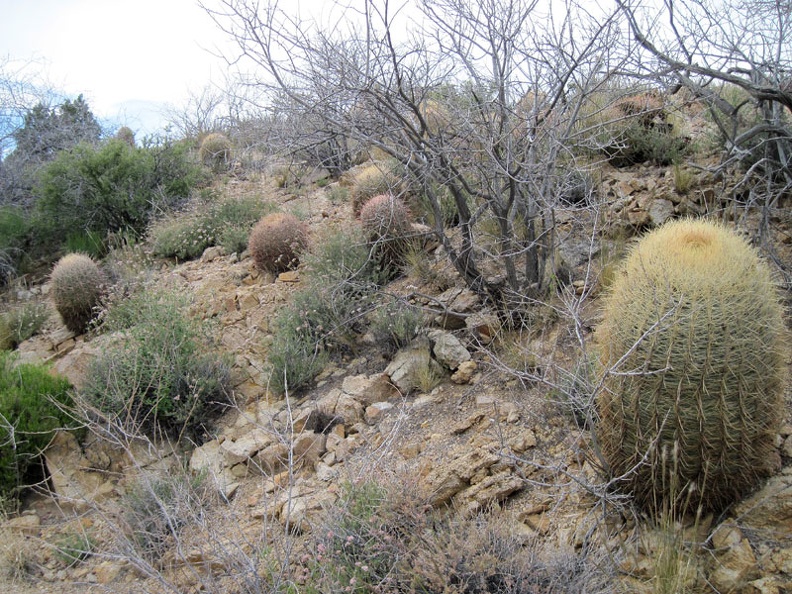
360, 194, 412, 271
199, 132, 232, 172
50, 253, 107, 334
248, 212, 309, 274
596, 219, 786, 514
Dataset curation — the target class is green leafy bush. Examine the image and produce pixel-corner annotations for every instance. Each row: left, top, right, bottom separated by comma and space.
267, 227, 385, 395
0, 206, 32, 285
52, 530, 95, 567
34, 138, 205, 248
0, 352, 76, 502
368, 298, 424, 355
81, 290, 233, 442
0, 302, 49, 350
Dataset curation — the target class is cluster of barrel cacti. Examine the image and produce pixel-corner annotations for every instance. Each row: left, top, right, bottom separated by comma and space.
596, 219, 786, 514
50, 253, 106, 334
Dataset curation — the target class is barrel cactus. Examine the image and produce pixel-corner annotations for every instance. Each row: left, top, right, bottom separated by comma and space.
248, 212, 309, 274
360, 194, 412, 272
199, 132, 232, 172
50, 253, 106, 334
596, 219, 786, 514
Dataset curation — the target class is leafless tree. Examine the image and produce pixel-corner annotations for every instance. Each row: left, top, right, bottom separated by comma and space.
617, 0, 792, 274
202, 0, 628, 315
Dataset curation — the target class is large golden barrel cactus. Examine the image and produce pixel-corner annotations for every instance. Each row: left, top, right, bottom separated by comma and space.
596, 219, 786, 514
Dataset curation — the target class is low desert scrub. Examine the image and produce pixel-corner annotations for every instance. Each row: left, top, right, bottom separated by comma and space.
267, 227, 385, 394
51, 529, 95, 568
367, 297, 425, 355
121, 469, 215, 563
0, 301, 48, 350
295, 477, 616, 593
150, 193, 276, 260
81, 290, 232, 442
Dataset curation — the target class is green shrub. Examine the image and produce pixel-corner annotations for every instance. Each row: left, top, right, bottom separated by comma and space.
50, 253, 106, 334
267, 306, 330, 396
597, 219, 787, 515
34, 138, 205, 249
149, 214, 216, 261
368, 298, 424, 354
81, 290, 233, 442
198, 133, 232, 172
0, 206, 32, 285
64, 230, 107, 259
0, 352, 76, 503
248, 212, 309, 274
0, 302, 49, 350
267, 227, 387, 395
52, 530, 95, 567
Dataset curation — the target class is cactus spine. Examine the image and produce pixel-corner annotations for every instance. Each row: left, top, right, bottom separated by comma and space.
596, 219, 786, 514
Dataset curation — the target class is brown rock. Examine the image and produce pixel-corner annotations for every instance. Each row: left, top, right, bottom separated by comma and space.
277, 270, 300, 283
365, 401, 394, 424
292, 431, 327, 467
250, 443, 289, 475
451, 360, 477, 384
341, 373, 398, 405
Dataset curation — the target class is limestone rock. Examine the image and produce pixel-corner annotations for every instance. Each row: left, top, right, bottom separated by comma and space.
341, 373, 398, 405
424, 449, 501, 507
219, 429, 274, 466
384, 336, 445, 394
201, 246, 226, 263
451, 360, 478, 384
648, 198, 675, 227
44, 430, 114, 505
292, 431, 327, 467
429, 329, 471, 371
365, 401, 394, 424
317, 389, 365, 425
465, 311, 500, 345
709, 526, 758, 592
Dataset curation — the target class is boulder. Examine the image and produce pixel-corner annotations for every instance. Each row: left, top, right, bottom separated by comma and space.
384, 336, 444, 394
428, 330, 471, 371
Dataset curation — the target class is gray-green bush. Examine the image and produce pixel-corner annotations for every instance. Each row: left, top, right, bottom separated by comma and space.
81, 290, 233, 442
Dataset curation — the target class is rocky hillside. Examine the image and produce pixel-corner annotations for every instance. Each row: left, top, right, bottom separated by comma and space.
1, 151, 791, 594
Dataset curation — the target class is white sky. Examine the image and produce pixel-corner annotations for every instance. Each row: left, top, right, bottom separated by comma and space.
0, 0, 238, 136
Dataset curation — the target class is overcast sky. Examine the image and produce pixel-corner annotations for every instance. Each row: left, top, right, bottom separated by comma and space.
0, 0, 241, 136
